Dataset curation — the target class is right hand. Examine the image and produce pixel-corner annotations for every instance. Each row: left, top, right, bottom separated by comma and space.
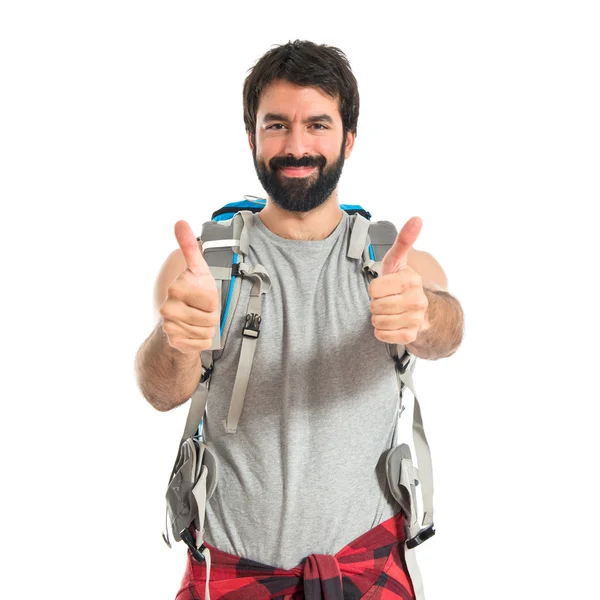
159, 220, 219, 354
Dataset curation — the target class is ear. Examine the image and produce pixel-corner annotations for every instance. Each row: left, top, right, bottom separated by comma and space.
344, 130, 356, 159
247, 131, 255, 152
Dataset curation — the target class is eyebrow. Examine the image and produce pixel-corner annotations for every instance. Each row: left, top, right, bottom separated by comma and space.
262, 112, 334, 125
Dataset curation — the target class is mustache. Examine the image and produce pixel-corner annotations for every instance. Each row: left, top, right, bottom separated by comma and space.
270, 155, 326, 170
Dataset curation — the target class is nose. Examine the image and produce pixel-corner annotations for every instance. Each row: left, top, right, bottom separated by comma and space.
282, 125, 312, 159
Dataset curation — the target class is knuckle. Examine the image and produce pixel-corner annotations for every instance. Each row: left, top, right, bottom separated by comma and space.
368, 280, 379, 298
398, 331, 413, 344
206, 294, 219, 313
409, 328, 419, 341
199, 338, 213, 351
199, 287, 219, 311
166, 336, 181, 350
167, 283, 182, 300
193, 326, 214, 342
377, 329, 392, 343
162, 320, 177, 335
373, 314, 389, 328
198, 308, 219, 327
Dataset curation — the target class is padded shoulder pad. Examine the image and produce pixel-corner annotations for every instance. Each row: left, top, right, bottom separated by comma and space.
198, 220, 237, 270
368, 220, 398, 262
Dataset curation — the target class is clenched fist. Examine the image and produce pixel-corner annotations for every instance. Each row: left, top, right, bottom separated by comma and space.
159, 220, 220, 354
368, 217, 430, 345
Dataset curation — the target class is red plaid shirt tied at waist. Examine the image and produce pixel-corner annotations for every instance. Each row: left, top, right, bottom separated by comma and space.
176, 512, 415, 600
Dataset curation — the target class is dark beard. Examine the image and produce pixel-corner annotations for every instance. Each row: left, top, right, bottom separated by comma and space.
252, 136, 346, 213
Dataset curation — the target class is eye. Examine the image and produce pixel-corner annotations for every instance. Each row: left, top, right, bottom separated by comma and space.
266, 124, 285, 130
311, 123, 328, 130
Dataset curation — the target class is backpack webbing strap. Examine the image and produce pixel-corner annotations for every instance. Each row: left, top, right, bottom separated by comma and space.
238, 211, 253, 255
163, 350, 218, 550
348, 213, 370, 259
217, 211, 259, 432
181, 351, 213, 441
181, 210, 269, 437
384, 441, 425, 599
354, 214, 435, 518
350, 214, 434, 599
223, 262, 271, 433
385, 353, 431, 600
397, 365, 434, 529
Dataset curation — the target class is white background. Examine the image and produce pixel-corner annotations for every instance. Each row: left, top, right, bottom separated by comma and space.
1, 1, 598, 599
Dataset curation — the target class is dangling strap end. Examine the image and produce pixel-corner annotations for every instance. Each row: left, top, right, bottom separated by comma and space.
162, 507, 172, 548
422, 510, 434, 528
222, 420, 238, 434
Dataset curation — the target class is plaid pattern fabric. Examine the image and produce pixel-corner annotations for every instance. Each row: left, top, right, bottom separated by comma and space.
175, 512, 414, 600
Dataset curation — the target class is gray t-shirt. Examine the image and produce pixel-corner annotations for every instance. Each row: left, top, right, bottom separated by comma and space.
203, 210, 402, 569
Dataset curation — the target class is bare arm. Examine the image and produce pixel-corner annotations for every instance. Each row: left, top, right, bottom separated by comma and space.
406, 288, 464, 360
135, 318, 203, 412
406, 249, 464, 360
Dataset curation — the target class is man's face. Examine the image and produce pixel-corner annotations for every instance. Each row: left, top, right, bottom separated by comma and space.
249, 79, 355, 213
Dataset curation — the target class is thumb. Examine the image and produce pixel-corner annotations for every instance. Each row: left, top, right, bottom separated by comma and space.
380, 216, 422, 276
174, 220, 211, 280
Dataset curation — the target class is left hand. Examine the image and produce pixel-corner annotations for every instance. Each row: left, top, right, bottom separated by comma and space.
368, 216, 430, 345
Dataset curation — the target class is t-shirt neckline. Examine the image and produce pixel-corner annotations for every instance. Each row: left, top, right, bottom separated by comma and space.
252, 210, 348, 248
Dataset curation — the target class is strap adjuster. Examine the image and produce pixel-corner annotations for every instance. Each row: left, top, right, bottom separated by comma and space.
395, 350, 412, 374
243, 313, 261, 338
200, 366, 213, 383
180, 528, 206, 562
406, 524, 435, 549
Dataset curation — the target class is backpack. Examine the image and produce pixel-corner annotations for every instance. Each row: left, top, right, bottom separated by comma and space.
162, 196, 435, 599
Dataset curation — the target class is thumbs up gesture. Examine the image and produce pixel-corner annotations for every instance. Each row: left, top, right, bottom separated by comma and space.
159, 220, 220, 355
368, 217, 430, 345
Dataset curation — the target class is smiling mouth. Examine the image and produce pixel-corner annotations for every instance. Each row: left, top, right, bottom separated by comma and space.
279, 166, 317, 177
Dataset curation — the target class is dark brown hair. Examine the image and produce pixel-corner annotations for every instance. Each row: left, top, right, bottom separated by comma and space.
243, 40, 360, 141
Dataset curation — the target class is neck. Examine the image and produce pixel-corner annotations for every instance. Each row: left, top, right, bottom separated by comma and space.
257, 193, 344, 241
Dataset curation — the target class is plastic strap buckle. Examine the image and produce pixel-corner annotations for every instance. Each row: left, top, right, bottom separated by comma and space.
200, 366, 213, 384
394, 350, 412, 375
406, 524, 436, 549
243, 313, 261, 338
180, 528, 206, 562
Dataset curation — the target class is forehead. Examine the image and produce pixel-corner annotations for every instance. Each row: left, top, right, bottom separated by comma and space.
256, 79, 341, 122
